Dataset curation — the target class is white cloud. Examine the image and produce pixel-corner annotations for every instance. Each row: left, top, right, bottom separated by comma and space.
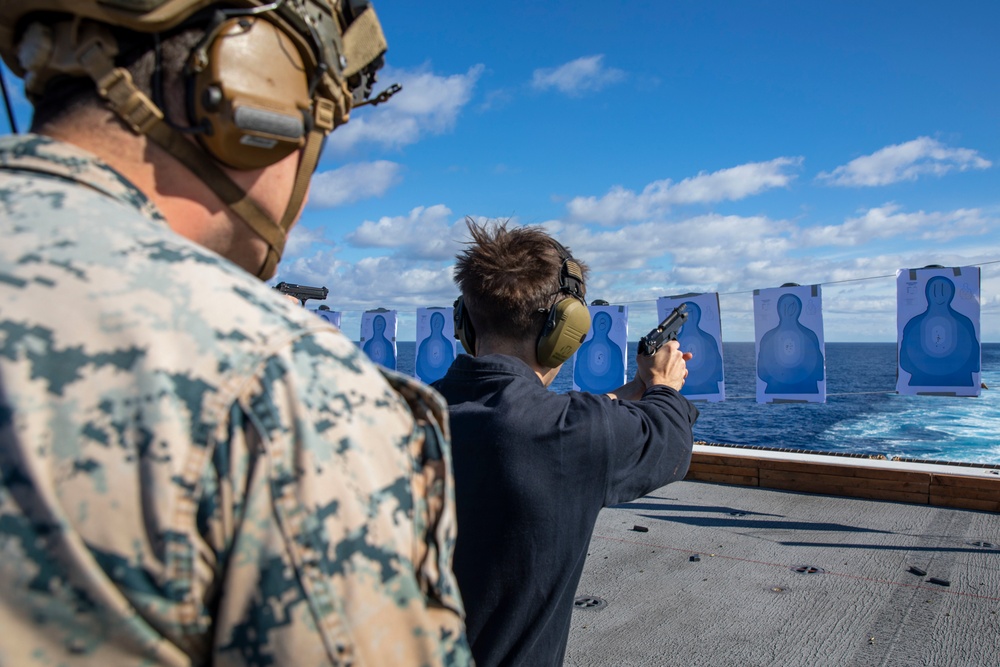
553, 214, 796, 277
283, 224, 336, 259
296, 255, 458, 310
308, 161, 403, 208
479, 87, 515, 112
277, 243, 460, 311
325, 64, 483, 153
566, 158, 802, 225
531, 55, 626, 96
279, 248, 347, 287
346, 205, 466, 260
273, 206, 999, 342
817, 137, 992, 187
341, 256, 457, 302
798, 204, 992, 247
554, 223, 672, 271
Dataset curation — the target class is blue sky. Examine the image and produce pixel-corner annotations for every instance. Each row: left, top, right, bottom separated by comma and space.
3, 1, 998, 341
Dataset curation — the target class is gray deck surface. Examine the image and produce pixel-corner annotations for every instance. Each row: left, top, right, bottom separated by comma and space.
566, 480, 1000, 667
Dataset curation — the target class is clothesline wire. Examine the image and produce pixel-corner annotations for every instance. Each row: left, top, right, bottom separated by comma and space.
615, 258, 1000, 305
722, 390, 899, 401
291, 258, 1000, 315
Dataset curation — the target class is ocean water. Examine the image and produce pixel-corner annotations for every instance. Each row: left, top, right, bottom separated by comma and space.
390, 342, 1000, 466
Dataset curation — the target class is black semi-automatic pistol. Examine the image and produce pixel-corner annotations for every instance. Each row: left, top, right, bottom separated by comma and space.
638, 303, 688, 356
275, 282, 329, 306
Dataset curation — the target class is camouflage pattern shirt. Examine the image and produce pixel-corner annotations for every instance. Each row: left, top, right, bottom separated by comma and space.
0, 134, 471, 666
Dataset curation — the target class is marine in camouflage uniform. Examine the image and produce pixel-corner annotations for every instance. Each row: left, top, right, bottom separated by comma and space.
0, 133, 471, 664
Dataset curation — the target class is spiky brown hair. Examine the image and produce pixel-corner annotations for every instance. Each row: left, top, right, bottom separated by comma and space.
454, 218, 588, 343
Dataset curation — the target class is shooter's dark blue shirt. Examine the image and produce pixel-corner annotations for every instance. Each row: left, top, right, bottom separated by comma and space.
433, 353, 699, 667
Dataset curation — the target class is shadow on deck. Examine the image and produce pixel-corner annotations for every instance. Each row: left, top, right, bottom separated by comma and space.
567, 447, 1000, 667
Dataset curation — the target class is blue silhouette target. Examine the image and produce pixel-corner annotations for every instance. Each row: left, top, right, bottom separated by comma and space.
312, 308, 341, 328
658, 294, 725, 401
675, 301, 724, 397
754, 287, 826, 403
898, 272, 980, 394
362, 312, 397, 370
574, 310, 626, 393
416, 310, 456, 383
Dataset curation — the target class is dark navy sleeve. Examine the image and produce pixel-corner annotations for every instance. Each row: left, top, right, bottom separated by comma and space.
599, 385, 700, 506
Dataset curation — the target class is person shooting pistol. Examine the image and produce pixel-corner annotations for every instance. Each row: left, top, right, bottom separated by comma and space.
432, 220, 699, 667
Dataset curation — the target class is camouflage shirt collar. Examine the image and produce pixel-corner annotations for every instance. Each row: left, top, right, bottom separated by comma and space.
0, 133, 167, 224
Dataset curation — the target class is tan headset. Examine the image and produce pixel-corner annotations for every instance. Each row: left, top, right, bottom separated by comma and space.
0, 0, 388, 279
187, 15, 314, 170
453, 242, 591, 368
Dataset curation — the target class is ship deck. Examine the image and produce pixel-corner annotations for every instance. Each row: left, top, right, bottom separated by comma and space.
566, 447, 1000, 667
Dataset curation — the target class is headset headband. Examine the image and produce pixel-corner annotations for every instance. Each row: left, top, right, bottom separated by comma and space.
551, 240, 586, 306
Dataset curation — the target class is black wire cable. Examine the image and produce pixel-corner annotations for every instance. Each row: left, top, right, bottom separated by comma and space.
615, 258, 1000, 305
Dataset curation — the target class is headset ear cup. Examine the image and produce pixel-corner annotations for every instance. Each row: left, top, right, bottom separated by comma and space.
189, 17, 312, 169
453, 297, 476, 355
536, 298, 591, 368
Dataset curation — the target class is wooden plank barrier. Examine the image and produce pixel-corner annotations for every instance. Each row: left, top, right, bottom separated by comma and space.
685, 448, 1000, 512
929, 473, 1000, 512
